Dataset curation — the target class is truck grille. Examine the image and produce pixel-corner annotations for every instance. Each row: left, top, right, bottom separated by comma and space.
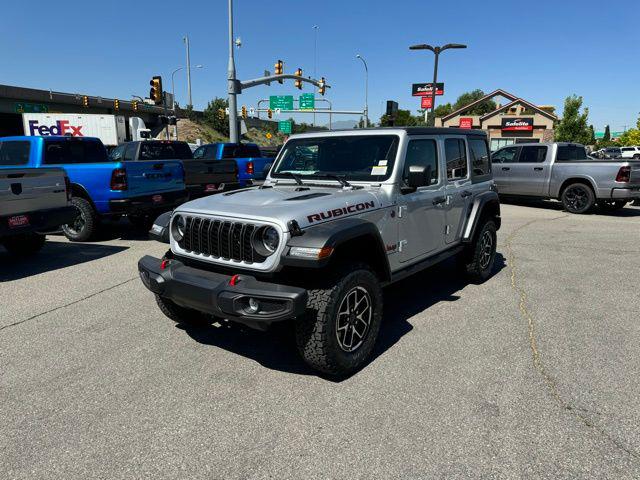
177, 216, 266, 264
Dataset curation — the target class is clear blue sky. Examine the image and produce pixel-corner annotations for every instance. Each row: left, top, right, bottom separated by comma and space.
2, 0, 638, 131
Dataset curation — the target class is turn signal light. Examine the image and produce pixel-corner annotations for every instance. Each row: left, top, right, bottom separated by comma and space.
110, 168, 128, 190
246, 161, 254, 175
616, 166, 630, 183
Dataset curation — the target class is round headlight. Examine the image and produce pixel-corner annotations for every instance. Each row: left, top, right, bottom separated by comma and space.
172, 214, 186, 241
261, 226, 280, 253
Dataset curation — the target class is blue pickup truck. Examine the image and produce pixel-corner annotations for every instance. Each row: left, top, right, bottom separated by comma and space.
192, 143, 272, 187
0, 136, 187, 241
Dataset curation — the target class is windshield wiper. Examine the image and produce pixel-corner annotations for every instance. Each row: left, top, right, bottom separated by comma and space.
279, 171, 304, 186
308, 173, 352, 188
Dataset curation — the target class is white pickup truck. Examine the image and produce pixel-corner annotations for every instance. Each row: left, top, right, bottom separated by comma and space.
1, 153, 75, 255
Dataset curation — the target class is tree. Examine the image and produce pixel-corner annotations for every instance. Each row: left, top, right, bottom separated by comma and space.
379, 109, 424, 127
603, 124, 611, 141
617, 113, 640, 146
202, 97, 230, 137
452, 90, 496, 115
589, 124, 596, 144
554, 95, 591, 144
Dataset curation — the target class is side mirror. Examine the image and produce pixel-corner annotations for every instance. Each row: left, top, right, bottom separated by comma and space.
407, 164, 432, 189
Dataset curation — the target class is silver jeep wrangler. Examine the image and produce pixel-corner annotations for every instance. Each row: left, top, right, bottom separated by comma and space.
139, 128, 501, 375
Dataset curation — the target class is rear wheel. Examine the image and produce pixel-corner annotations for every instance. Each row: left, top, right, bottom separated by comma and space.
62, 197, 98, 241
2, 233, 45, 256
461, 220, 497, 283
561, 183, 595, 214
295, 264, 383, 376
598, 200, 627, 212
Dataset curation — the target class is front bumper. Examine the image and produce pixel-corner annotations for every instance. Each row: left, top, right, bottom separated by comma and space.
138, 255, 308, 327
0, 205, 76, 237
109, 190, 188, 215
611, 187, 640, 200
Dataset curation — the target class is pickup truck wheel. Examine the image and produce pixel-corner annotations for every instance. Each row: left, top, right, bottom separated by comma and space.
295, 264, 383, 376
2, 233, 46, 256
62, 197, 98, 242
155, 294, 208, 325
598, 200, 627, 212
561, 183, 595, 214
463, 220, 497, 283
128, 214, 155, 232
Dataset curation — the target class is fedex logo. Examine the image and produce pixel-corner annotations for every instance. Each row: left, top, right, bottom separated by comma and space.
28, 120, 83, 137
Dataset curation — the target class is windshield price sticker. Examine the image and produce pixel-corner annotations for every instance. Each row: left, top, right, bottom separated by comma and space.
371, 166, 387, 176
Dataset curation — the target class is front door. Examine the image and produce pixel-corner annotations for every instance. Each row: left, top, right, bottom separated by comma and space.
397, 137, 446, 263
490, 145, 519, 194
443, 137, 472, 244
508, 144, 550, 195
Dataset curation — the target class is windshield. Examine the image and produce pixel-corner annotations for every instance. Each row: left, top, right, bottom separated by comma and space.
272, 135, 399, 182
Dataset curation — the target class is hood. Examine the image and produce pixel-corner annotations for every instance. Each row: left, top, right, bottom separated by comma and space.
177, 185, 386, 230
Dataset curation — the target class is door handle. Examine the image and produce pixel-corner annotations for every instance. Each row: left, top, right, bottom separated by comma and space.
501, 167, 510, 171
432, 196, 446, 206
533, 167, 544, 171
461, 190, 472, 198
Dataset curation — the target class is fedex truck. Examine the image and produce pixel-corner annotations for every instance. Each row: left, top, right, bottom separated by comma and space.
22, 113, 127, 146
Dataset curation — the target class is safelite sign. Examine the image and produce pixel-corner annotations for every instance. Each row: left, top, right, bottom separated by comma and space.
501, 117, 533, 131
459, 117, 473, 129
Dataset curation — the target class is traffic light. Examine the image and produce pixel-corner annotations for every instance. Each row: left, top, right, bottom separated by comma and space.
82, 95, 89, 108
150, 76, 163, 105
318, 77, 326, 96
114, 99, 120, 110
132, 100, 138, 112
218, 108, 225, 120
274, 59, 284, 84
241, 105, 247, 119
267, 108, 273, 119
294, 68, 303, 90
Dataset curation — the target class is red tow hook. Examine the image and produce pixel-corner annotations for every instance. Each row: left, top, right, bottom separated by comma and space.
229, 274, 240, 286
160, 259, 170, 270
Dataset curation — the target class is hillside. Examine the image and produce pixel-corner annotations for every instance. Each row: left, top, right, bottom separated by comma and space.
156, 119, 288, 146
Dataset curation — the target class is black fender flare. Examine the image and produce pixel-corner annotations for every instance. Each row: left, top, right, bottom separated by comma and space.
461, 191, 501, 243
282, 217, 391, 278
149, 211, 172, 243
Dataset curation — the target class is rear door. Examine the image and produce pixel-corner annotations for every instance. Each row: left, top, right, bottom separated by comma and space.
442, 137, 472, 244
508, 145, 550, 195
490, 146, 519, 194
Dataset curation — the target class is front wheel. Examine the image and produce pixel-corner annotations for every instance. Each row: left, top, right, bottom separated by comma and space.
461, 220, 497, 283
295, 264, 383, 376
62, 197, 98, 241
561, 183, 595, 214
2, 233, 46, 256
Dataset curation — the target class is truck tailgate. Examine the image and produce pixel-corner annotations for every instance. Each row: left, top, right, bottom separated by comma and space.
630, 162, 640, 185
0, 168, 68, 217
124, 160, 185, 195
183, 159, 238, 186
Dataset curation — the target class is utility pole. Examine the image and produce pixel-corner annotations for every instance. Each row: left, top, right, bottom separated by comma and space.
184, 35, 193, 108
228, 0, 239, 143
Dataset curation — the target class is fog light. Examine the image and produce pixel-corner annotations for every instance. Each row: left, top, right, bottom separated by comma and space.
246, 298, 260, 314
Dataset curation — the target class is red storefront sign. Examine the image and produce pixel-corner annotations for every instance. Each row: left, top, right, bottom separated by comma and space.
501, 117, 533, 131
421, 96, 433, 109
459, 117, 473, 129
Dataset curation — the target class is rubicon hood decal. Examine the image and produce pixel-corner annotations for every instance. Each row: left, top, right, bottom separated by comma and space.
307, 201, 375, 223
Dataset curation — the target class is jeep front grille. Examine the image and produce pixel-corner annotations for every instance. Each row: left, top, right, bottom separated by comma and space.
178, 216, 266, 264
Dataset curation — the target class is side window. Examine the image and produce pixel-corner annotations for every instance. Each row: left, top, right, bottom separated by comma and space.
445, 138, 468, 180
109, 144, 125, 161
206, 146, 217, 158
557, 145, 588, 161
492, 146, 518, 164
468, 138, 491, 178
0, 141, 31, 166
519, 146, 548, 163
193, 147, 205, 159
403, 139, 438, 186
123, 143, 137, 161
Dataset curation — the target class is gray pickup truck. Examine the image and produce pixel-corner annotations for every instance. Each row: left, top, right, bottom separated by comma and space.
138, 128, 501, 375
1, 167, 75, 255
492, 142, 640, 213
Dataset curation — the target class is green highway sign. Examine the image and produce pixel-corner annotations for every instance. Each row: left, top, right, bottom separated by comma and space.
299, 93, 315, 110
278, 120, 292, 134
270, 95, 294, 110
15, 102, 49, 114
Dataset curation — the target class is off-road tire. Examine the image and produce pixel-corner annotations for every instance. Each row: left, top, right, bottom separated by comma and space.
62, 197, 98, 242
463, 220, 497, 283
129, 214, 155, 232
2, 233, 46, 256
598, 200, 627, 212
155, 294, 209, 325
561, 183, 595, 214
295, 264, 383, 376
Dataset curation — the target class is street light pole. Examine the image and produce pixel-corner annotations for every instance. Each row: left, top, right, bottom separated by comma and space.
171, 64, 203, 139
409, 43, 467, 126
313, 25, 319, 127
356, 54, 369, 127
184, 35, 193, 108
228, 0, 239, 143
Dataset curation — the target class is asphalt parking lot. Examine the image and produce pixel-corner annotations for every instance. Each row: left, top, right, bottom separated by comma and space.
1, 202, 639, 479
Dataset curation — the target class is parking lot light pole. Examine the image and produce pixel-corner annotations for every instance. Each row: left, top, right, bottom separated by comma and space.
171, 65, 203, 139
356, 54, 369, 127
409, 43, 467, 126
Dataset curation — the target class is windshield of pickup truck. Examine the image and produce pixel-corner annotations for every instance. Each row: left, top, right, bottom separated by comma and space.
272, 135, 399, 182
